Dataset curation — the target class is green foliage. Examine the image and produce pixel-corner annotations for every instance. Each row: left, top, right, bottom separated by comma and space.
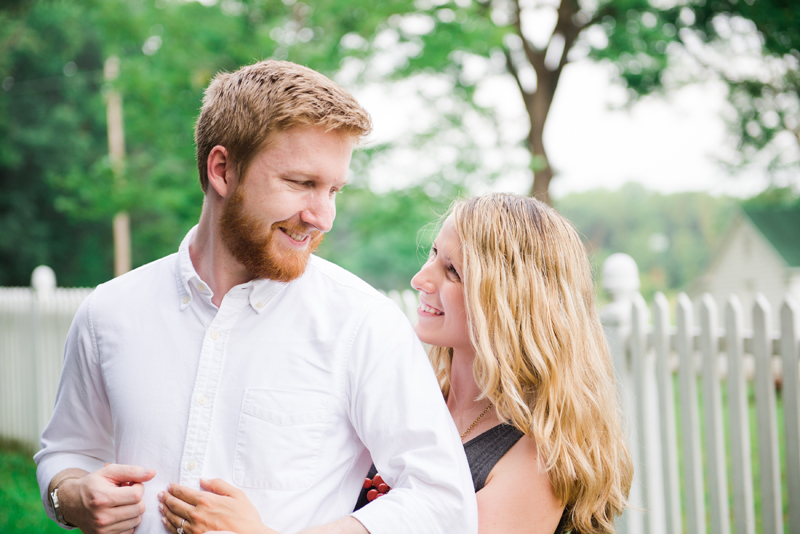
594, 0, 800, 174
0, 0, 793, 287
0, 439, 63, 534
0, 0, 389, 286
317, 184, 460, 291
588, 0, 683, 96
741, 186, 800, 209
554, 183, 736, 300
316, 182, 739, 299
0, 0, 114, 286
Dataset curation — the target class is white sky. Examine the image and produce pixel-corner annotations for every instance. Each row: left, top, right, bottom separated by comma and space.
354, 58, 778, 199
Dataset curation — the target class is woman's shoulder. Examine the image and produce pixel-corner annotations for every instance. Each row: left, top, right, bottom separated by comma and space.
477, 432, 566, 534
482, 431, 539, 486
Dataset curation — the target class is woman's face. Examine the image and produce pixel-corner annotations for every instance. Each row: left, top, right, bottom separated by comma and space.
410, 217, 472, 352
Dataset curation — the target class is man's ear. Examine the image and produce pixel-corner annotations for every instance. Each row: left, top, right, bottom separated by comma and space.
207, 146, 238, 198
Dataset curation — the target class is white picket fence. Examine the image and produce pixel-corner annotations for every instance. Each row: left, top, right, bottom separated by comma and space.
1, 260, 798, 534
603, 254, 799, 534
0, 267, 93, 448
0, 268, 417, 451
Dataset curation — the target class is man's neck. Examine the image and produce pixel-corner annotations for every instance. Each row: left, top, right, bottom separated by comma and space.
190, 208, 253, 307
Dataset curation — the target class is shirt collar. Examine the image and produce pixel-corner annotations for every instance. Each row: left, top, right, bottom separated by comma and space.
174, 225, 290, 313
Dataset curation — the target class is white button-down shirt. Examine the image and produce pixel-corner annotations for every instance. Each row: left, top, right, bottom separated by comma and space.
35, 227, 477, 534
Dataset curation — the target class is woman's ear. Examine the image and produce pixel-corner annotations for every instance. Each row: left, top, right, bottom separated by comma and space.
207, 145, 238, 198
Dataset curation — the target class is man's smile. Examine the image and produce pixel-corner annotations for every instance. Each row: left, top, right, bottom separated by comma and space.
281, 227, 310, 244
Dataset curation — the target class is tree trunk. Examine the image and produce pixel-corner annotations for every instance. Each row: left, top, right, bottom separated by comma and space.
527, 88, 553, 204
529, 154, 553, 204
527, 121, 553, 205
505, 0, 580, 204
104, 55, 131, 277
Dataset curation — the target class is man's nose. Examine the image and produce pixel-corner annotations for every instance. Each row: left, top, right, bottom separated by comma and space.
300, 194, 335, 233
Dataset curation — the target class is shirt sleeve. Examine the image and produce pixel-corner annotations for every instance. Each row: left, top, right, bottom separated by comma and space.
33, 292, 114, 522
346, 299, 478, 534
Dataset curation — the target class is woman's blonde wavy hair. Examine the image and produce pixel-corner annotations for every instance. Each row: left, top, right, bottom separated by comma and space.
429, 193, 633, 533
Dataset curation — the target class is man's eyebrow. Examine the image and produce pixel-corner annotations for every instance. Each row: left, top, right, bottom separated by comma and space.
281, 171, 319, 180
280, 172, 348, 187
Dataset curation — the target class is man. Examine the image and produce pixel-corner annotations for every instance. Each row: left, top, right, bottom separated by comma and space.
35, 61, 477, 534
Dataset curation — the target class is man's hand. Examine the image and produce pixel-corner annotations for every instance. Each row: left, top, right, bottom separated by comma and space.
160, 478, 275, 534
53, 464, 156, 534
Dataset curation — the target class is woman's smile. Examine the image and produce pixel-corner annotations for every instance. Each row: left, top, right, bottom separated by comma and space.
418, 301, 444, 316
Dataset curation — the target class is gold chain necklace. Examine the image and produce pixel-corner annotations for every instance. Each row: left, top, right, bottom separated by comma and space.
460, 404, 493, 440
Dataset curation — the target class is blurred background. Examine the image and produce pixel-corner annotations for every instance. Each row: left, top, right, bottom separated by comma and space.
1, 0, 798, 299
2, 0, 800, 532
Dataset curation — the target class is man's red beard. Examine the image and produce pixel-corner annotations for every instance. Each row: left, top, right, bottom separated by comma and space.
219, 186, 325, 283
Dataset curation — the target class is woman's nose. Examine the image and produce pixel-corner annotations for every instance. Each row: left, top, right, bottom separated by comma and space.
411, 264, 434, 294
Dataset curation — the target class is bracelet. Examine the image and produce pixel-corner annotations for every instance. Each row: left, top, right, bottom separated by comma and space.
50, 476, 82, 527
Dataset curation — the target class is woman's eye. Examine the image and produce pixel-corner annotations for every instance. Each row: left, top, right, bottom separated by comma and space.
447, 265, 461, 281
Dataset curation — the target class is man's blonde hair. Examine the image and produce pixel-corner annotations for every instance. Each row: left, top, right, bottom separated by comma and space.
195, 60, 372, 193
429, 193, 633, 533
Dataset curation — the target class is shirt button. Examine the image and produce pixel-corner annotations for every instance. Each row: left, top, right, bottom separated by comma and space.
187, 461, 196, 471
197, 283, 206, 292
198, 396, 207, 406
256, 301, 265, 308
210, 331, 220, 340
182, 296, 190, 304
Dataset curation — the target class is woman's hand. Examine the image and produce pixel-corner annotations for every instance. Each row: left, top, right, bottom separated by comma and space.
159, 478, 278, 534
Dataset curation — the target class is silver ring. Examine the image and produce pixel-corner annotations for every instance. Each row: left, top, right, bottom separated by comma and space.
177, 518, 186, 534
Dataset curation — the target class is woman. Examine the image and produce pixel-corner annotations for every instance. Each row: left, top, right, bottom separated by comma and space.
357, 193, 632, 532
160, 193, 632, 533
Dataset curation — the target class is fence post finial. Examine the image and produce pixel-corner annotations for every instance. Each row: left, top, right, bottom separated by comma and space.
602, 253, 640, 302
600, 253, 641, 534
31, 265, 56, 297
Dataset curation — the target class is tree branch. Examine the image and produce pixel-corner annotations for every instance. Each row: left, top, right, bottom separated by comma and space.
549, 0, 581, 93
511, 0, 546, 75
503, 45, 533, 110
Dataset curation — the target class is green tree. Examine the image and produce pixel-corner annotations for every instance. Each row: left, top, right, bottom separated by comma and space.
554, 183, 736, 299
741, 185, 800, 209
317, 184, 459, 290
301, 0, 799, 201
2, 0, 795, 286
0, 0, 385, 285
688, 2, 800, 177
0, 0, 113, 286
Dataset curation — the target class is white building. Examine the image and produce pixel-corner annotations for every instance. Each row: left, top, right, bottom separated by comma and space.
693, 206, 800, 328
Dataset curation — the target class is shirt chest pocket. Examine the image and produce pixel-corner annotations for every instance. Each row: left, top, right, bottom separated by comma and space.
233, 388, 332, 491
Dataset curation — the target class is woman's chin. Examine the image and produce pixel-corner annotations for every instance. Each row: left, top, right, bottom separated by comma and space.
413, 328, 435, 346
414, 332, 443, 348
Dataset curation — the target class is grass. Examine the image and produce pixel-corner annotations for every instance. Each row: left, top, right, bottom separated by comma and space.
0, 438, 65, 534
